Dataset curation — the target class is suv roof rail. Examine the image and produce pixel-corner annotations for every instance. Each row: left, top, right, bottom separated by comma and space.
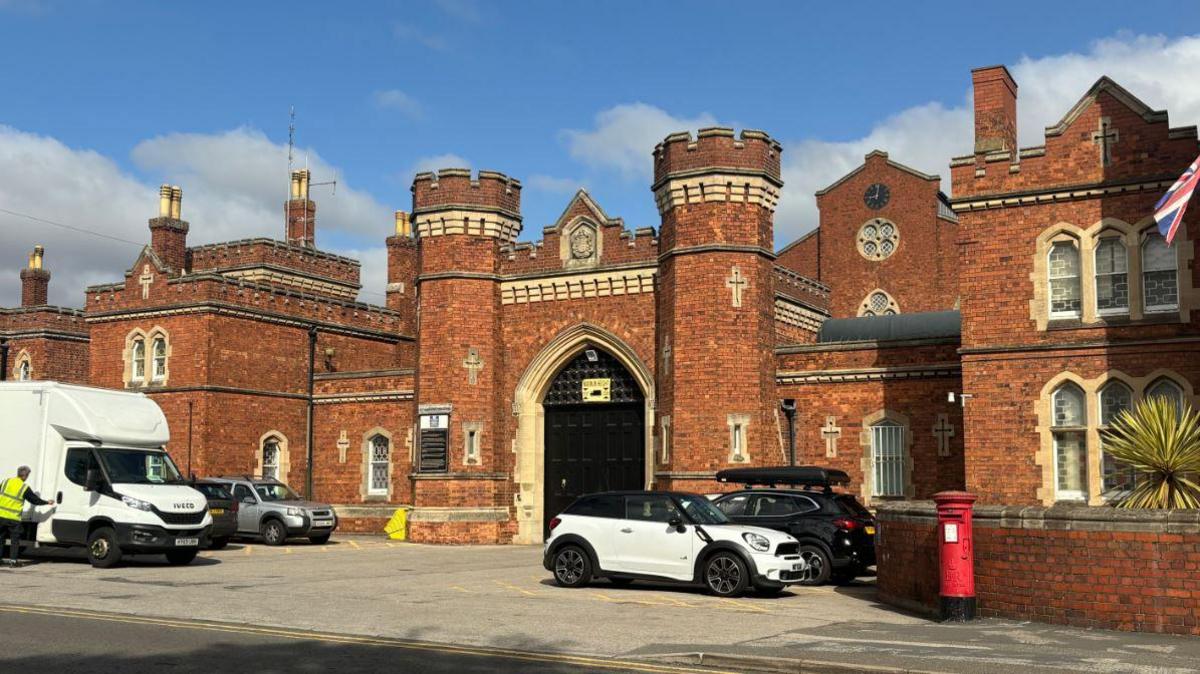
715, 466, 850, 491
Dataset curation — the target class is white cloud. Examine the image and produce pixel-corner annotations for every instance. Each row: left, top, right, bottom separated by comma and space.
526, 174, 583, 194
0, 126, 393, 307
772, 33, 1200, 247
562, 103, 720, 179
434, 0, 482, 23
407, 153, 472, 177
393, 22, 450, 52
372, 89, 423, 119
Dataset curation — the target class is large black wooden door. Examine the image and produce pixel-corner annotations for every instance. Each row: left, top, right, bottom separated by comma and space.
544, 403, 644, 537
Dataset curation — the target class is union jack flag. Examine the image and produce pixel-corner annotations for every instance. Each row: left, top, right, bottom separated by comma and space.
1154, 154, 1200, 245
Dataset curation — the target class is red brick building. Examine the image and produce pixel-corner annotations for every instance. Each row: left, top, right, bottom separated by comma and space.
2, 64, 1196, 544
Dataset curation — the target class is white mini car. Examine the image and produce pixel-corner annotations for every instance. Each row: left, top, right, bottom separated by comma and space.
543, 491, 807, 597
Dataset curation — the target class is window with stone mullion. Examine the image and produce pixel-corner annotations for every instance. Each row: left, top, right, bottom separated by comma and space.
1099, 382, 1135, 496
1142, 233, 1178, 313
1094, 238, 1128, 315
1048, 242, 1082, 319
1051, 383, 1088, 501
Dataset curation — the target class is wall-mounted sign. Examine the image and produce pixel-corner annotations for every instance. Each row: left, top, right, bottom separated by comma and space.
420, 414, 449, 430
581, 378, 611, 403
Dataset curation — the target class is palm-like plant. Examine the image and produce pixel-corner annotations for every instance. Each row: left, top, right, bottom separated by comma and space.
1101, 396, 1200, 509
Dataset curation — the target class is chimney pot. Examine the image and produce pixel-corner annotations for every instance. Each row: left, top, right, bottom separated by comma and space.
159, 184, 172, 218
394, 210, 411, 237
20, 245, 50, 307
170, 186, 183, 219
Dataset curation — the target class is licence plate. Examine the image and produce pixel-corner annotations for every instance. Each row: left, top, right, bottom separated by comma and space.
175, 538, 199, 547
865, 526, 876, 535
313, 520, 334, 528
210, 509, 225, 516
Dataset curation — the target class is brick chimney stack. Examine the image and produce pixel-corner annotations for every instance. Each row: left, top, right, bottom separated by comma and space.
148, 184, 190, 273
386, 210, 417, 333
972, 65, 1018, 155
286, 169, 317, 248
20, 245, 50, 307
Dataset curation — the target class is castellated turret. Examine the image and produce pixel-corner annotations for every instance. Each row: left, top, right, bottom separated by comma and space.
653, 128, 783, 485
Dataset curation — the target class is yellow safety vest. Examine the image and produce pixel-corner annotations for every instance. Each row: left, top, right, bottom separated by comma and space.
0, 477, 28, 522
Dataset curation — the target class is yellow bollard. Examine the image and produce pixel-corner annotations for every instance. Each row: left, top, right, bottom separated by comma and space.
384, 507, 411, 541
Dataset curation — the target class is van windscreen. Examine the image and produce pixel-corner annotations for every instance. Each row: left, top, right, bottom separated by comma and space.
98, 449, 185, 485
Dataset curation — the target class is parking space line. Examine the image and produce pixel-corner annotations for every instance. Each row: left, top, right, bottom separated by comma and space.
493, 580, 538, 597
348, 540, 361, 549
450, 586, 474, 594
717, 598, 769, 614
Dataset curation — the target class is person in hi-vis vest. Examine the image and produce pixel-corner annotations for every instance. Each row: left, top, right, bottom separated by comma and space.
1, 466, 55, 567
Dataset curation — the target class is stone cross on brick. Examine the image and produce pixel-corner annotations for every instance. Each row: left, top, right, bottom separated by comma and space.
725, 266, 747, 308
661, 337, 672, 377
139, 264, 154, 300
821, 416, 841, 458
933, 413, 955, 457
336, 430, 350, 464
463, 347, 484, 385
1092, 117, 1119, 167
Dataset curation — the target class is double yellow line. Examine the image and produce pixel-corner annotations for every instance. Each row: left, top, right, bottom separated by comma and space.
0, 604, 727, 674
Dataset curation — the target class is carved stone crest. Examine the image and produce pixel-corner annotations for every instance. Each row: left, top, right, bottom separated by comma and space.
569, 227, 595, 260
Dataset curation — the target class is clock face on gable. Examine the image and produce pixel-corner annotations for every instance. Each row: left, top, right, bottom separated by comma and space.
864, 182, 890, 210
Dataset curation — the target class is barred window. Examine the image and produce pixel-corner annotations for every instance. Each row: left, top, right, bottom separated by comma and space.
1142, 233, 1178, 313
131, 338, 146, 382
1094, 238, 1128, 315
262, 438, 281, 480
1099, 382, 1135, 496
368, 435, 390, 496
870, 421, 905, 497
1048, 241, 1082, 318
1051, 383, 1087, 501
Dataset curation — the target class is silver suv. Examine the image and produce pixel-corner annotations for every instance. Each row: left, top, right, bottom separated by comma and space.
212, 477, 338, 545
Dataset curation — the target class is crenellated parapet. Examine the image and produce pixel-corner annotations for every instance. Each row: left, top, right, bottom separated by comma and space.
652, 128, 783, 215
411, 169, 522, 243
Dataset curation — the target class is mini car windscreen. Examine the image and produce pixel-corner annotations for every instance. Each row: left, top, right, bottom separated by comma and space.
673, 494, 730, 525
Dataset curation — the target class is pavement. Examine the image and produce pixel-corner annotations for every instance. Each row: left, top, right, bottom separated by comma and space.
2, 535, 1198, 673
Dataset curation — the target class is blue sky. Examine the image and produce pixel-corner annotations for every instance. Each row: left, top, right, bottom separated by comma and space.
3, 1, 1200, 305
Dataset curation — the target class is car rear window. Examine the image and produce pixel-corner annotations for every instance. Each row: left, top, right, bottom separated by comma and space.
195, 484, 231, 499
835, 495, 871, 516
563, 495, 623, 519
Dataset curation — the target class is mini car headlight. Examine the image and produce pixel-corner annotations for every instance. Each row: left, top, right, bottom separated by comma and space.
741, 532, 771, 552
287, 507, 304, 517
120, 494, 154, 512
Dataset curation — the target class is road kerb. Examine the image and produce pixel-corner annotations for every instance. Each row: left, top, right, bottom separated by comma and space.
636, 651, 951, 674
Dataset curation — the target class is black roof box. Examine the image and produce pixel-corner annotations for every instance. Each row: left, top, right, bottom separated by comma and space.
715, 466, 850, 488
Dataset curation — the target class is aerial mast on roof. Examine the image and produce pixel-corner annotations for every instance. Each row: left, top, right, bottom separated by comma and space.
287, 105, 296, 202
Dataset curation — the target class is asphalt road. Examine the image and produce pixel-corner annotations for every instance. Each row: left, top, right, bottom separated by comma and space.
0, 605, 720, 674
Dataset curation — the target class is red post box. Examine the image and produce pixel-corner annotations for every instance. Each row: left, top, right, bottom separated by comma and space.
933, 491, 977, 621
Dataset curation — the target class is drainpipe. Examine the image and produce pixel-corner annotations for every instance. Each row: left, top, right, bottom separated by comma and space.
781, 399, 797, 466
305, 325, 317, 499
0, 338, 8, 381
186, 400, 194, 480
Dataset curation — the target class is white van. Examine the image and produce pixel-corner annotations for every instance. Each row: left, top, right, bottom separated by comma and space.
0, 382, 211, 568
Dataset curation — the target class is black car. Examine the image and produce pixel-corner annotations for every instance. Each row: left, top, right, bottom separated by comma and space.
711, 466, 876, 586
191, 480, 238, 549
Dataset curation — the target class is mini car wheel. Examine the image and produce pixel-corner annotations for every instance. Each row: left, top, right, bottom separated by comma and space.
86, 527, 122, 569
260, 519, 287, 546
165, 549, 197, 566
754, 584, 785, 597
798, 545, 832, 586
703, 551, 749, 598
552, 545, 592, 588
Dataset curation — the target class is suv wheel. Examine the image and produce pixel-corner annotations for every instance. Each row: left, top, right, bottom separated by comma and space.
704, 551, 749, 598
551, 545, 592, 588
260, 519, 286, 546
798, 545, 832, 586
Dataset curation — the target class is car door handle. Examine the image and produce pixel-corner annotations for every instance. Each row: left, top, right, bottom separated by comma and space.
57, 492, 63, 503
620, 528, 633, 533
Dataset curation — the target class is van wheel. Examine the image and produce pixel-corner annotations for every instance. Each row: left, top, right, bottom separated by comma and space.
798, 545, 832, 586
703, 552, 749, 598
260, 520, 286, 546
165, 549, 197, 566
86, 527, 122, 569
552, 545, 592, 588
208, 537, 229, 550
309, 534, 331, 545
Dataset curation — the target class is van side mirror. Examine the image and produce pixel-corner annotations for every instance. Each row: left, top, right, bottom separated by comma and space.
84, 468, 103, 492
669, 516, 685, 532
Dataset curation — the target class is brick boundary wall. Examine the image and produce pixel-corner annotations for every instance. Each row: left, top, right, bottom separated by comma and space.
876, 501, 1200, 635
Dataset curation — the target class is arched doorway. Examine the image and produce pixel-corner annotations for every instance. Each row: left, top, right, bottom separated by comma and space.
542, 347, 645, 538
510, 323, 655, 544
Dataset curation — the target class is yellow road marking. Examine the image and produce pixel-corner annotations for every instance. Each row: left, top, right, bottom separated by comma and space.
0, 604, 724, 674
450, 586, 474, 594
717, 598, 769, 614
385, 542, 395, 548
493, 580, 537, 597
242, 545, 251, 555
348, 540, 361, 549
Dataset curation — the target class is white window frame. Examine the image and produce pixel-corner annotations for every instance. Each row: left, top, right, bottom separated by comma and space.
1050, 384, 1088, 502
1048, 241, 1082, 320
1141, 233, 1179, 314
870, 421, 906, 498
131, 338, 146, 383
367, 434, 390, 496
1093, 237, 1129, 317
151, 336, 167, 382
262, 438, 281, 480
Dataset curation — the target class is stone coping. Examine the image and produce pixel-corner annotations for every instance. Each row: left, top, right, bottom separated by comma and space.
876, 500, 1200, 534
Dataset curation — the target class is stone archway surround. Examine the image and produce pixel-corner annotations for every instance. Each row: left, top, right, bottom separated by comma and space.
511, 323, 654, 544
